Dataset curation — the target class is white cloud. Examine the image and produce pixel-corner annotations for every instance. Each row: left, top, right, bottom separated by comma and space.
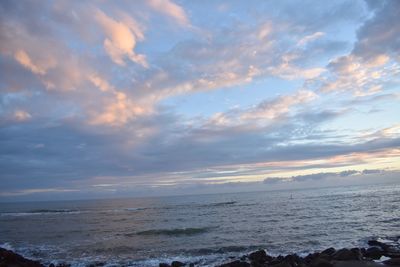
297, 32, 325, 47
147, 0, 189, 26
95, 10, 148, 67
319, 54, 399, 95
90, 91, 149, 126
13, 110, 31, 121
14, 50, 45, 75
207, 90, 318, 127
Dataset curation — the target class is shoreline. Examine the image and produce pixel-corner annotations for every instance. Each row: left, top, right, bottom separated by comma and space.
1, 239, 400, 267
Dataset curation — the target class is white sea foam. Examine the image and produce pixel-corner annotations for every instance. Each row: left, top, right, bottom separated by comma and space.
0, 242, 14, 251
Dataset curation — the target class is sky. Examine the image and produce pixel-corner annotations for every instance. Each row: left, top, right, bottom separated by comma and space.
0, 0, 399, 201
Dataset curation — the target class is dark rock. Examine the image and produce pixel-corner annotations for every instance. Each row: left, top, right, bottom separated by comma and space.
321, 248, 336, 256
384, 252, 400, 258
218, 260, 250, 267
383, 257, 400, 266
86, 262, 105, 267
368, 240, 390, 251
248, 250, 272, 263
0, 247, 44, 267
364, 246, 383, 259
189, 263, 194, 267
332, 248, 361, 261
277, 255, 285, 261
282, 254, 300, 266
304, 252, 320, 263
269, 255, 285, 266
368, 240, 382, 246
171, 261, 185, 267
310, 258, 333, 267
159, 263, 171, 267
350, 247, 363, 259
288, 254, 304, 265
269, 261, 292, 267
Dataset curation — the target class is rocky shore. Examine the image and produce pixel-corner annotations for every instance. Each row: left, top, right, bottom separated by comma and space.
1, 239, 400, 267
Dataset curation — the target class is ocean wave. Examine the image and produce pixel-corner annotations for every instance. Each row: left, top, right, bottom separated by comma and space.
379, 218, 399, 224
0, 243, 14, 251
199, 201, 237, 208
0, 209, 82, 217
0, 207, 149, 217
133, 227, 215, 236
30, 209, 79, 213
116, 207, 147, 212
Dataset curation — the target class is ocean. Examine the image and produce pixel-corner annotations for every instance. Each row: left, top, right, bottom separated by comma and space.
0, 183, 399, 266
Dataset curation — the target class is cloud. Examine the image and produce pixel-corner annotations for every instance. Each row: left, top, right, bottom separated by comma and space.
353, 0, 400, 62
317, 54, 399, 96
362, 169, 384, 174
90, 91, 149, 126
95, 10, 147, 67
240, 90, 318, 121
264, 169, 379, 183
13, 110, 31, 121
0, 0, 399, 200
310, 0, 400, 96
14, 50, 47, 75
297, 32, 325, 47
206, 90, 318, 127
147, 0, 189, 26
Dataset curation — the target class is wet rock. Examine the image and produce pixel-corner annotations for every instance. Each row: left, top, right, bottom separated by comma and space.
86, 262, 105, 267
305, 252, 321, 263
383, 257, 400, 266
269, 261, 292, 267
171, 261, 184, 267
248, 250, 272, 264
364, 247, 383, 260
0, 247, 44, 267
269, 255, 285, 266
385, 252, 400, 259
282, 254, 302, 266
332, 248, 361, 261
350, 248, 363, 259
321, 248, 336, 256
310, 258, 333, 267
159, 263, 171, 267
218, 260, 251, 267
368, 240, 390, 251
171, 261, 185, 267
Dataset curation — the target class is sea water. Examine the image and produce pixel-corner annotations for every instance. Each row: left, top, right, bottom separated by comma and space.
1, 183, 400, 266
